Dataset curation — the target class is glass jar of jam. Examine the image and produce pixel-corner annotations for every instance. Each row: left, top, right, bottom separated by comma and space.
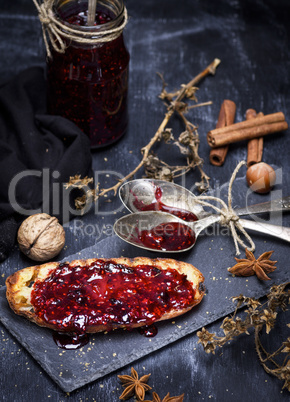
46, 0, 130, 148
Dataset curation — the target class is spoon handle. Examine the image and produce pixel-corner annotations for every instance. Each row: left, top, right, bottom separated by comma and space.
193, 214, 221, 236
239, 218, 290, 243
235, 196, 290, 216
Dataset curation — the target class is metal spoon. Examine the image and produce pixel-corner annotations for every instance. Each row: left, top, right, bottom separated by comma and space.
119, 179, 290, 218
119, 179, 206, 219
113, 210, 290, 253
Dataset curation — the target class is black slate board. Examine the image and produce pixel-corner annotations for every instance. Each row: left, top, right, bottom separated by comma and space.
1, 174, 289, 393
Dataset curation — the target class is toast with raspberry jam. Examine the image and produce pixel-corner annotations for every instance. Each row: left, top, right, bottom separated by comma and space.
6, 257, 205, 334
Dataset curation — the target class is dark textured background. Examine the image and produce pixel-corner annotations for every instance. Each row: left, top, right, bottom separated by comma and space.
0, 0, 290, 401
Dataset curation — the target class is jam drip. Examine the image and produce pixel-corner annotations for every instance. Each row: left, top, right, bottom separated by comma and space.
31, 260, 196, 338
135, 222, 196, 251
132, 186, 198, 222
138, 324, 158, 338
53, 332, 90, 350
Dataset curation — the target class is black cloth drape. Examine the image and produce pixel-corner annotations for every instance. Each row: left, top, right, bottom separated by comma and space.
0, 67, 93, 261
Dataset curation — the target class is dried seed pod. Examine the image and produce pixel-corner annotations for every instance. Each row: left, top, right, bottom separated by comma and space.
17, 213, 65, 262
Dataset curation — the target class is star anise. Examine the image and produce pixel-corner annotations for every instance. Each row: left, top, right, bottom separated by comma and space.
144, 391, 184, 402
228, 249, 277, 280
118, 367, 152, 401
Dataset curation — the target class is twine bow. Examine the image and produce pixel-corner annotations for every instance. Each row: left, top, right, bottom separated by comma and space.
33, 0, 128, 58
195, 160, 255, 255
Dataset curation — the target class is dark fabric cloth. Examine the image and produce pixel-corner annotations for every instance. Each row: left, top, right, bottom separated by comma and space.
0, 67, 93, 261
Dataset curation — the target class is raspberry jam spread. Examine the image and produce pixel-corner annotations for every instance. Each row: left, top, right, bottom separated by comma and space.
132, 186, 198, 222
30, 260, 196, 340
135, 222, 196, 251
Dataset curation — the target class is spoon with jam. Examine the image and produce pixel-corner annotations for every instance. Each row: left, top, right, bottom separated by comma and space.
119, 179, 290, 219
119, 179, 206, 221
114, 179, 290, 252
114, 210, 290, 253
114, 211, 218, 252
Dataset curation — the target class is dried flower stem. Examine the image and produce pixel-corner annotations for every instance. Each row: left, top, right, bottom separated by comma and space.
187, 101, 213, 110
197, 282, 290, 391
177, 110, 210, 190
105, 58, 219, 196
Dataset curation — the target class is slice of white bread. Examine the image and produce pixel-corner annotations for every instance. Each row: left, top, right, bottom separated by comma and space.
6, 257, 205, 333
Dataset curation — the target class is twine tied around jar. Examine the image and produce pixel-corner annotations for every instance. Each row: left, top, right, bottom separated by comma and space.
194, 160, 256, 255
32, 0, 128, 58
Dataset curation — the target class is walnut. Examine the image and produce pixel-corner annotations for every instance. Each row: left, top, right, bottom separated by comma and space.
17, 213, 65, 262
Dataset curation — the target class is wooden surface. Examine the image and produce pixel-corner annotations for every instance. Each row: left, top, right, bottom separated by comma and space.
0, 0, 289, 401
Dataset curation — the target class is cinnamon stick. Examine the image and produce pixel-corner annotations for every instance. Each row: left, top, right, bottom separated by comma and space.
209, 100, 236, 166
246, 109, 264, 167
207, 112, 287, 148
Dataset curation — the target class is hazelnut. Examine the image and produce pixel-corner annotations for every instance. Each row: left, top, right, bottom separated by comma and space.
246, 162, 276, 194
17, 213, 65, 262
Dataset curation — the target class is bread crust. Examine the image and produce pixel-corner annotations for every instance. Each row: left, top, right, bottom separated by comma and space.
6, 257, 205, 333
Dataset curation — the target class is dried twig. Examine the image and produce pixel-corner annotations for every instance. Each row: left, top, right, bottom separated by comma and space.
197, 282, 290, 391
67, 59, 221, 210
